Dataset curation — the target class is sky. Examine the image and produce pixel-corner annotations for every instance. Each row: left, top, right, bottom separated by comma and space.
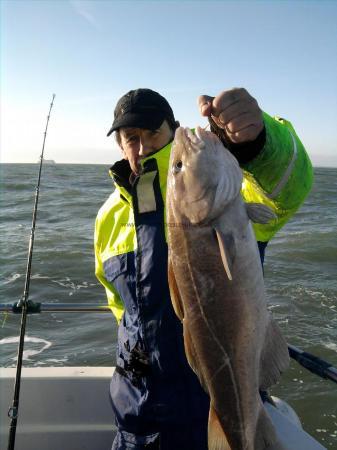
1, 0, 336, 166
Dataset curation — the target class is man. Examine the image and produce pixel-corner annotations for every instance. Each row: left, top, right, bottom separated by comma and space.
95, 88, 313, 450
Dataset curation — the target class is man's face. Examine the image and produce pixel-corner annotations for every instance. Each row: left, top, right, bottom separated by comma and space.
119, 120, 174, 175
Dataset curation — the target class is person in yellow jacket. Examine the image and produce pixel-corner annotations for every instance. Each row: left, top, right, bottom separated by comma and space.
95, 88, 313, 450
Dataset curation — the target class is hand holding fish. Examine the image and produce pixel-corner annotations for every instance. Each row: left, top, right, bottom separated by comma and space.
198, 87, 264, 144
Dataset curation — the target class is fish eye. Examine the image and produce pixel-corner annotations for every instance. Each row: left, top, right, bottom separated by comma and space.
173, 160, 183, 173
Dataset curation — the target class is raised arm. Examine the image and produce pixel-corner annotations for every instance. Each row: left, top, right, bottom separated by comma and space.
198, 88, 313, 242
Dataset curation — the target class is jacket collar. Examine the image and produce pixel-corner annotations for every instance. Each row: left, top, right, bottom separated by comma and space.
109, 140, 172, 195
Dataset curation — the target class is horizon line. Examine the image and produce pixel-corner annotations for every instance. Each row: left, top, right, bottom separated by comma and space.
1, 162, 336, 169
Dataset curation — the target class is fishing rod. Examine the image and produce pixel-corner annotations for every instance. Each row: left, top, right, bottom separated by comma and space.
7, 94, 56, 450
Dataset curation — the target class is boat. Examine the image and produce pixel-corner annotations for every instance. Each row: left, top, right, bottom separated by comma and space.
0, 367, 115, 450
36, 159, 56, 164
0, 365, 327, 450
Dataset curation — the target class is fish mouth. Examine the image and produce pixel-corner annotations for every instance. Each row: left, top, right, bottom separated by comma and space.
174, 126, 206, 154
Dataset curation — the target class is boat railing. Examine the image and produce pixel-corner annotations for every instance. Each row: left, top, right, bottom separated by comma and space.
1, 300, 336, 385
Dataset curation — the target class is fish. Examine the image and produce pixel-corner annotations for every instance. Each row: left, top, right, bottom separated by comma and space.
166, 126, 290, 450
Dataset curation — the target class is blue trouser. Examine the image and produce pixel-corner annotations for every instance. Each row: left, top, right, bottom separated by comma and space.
110, 367, 210, 450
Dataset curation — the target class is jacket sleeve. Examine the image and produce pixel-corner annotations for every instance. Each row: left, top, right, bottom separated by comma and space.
94, 215, 125, 323
241, 112, 314, 241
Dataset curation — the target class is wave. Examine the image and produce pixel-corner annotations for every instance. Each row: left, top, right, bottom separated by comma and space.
0, 335, 52, 361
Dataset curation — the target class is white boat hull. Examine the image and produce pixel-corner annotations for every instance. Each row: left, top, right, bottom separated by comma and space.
1, 367, 115, 450
0, 367, 326, 450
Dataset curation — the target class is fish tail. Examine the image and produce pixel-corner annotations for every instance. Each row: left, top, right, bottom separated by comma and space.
208, 405, 231, 450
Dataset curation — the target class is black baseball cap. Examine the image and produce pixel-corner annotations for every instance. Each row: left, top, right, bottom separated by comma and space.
107, 88, 175, 136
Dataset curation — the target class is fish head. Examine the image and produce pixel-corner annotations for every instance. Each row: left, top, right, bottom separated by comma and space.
168, 126, 243, 224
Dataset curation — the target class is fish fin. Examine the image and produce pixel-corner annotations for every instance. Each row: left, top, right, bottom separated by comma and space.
254, 405, 287, 450
208, 405, 231, 450
259, 319, 290, 390
168, 258, 185, 321
214, 229, 235, 281
246, 203, 277, 224
183, 325, 209, 394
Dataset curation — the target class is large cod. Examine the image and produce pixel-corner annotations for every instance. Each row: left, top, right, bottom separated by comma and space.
166, 127, 290, 450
